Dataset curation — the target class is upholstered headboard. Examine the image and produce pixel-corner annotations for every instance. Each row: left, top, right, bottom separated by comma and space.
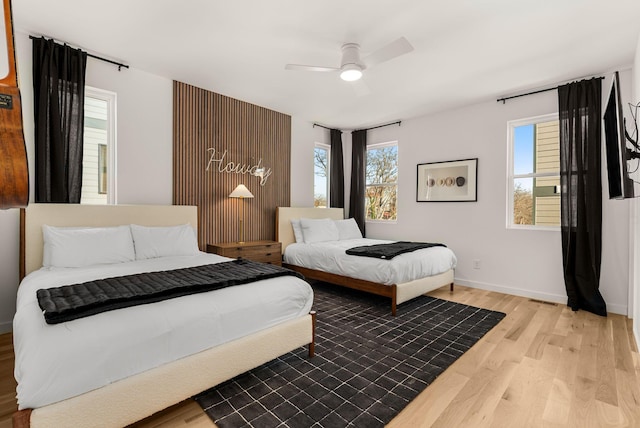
275, 207, 344, 253
20, 204, 198, 279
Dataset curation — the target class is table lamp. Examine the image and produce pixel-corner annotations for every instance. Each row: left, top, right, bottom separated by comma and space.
229, 184, 254, 243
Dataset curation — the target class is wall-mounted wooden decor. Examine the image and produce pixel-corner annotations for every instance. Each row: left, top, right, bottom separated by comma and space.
173, 81, 291, 248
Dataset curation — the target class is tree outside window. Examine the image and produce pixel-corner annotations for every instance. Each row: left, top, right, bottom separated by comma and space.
366, 143, 398, 221
314, 145, 329, 208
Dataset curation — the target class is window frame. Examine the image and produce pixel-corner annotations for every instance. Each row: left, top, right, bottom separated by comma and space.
506, 113, 560, 231
313, 142, 330, 208
84, 86, 117, 204
366, 140, 398, 223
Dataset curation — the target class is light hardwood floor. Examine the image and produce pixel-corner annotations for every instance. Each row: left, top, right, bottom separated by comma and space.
2, 285, 639, 427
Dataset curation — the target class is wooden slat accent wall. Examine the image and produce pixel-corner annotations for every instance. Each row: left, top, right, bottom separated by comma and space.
173, 81, 291, 248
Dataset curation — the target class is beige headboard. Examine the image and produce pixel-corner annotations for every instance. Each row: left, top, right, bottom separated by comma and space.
275, 207, 344, 253
20, 204, 198, 279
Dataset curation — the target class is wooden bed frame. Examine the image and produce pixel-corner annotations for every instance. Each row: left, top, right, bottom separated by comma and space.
14, 204, 315, 428
275, 207, 454, 316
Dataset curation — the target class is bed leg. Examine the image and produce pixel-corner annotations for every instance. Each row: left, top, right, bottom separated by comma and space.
450, 282, 454, 292
13, 409, 31, 428
308, 311, 316, 357
391, 285, 397, 316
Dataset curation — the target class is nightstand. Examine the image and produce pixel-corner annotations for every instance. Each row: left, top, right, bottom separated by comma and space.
206, 240, 282, 266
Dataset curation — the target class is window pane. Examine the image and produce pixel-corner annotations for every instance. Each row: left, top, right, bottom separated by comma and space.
513, 176, 561, 226
81, 96, 109, 204
366, 146, 397, 185
366, 185, 397, 220
98, 144, 107, 194
514, 124, 534, 175
314, 147, 328, 207
534, 120, 559, 174
533, 175, 560, 226
513, 178, 534, 225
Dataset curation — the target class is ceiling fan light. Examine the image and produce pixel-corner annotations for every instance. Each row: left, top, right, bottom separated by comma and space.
340, 64, 363, 81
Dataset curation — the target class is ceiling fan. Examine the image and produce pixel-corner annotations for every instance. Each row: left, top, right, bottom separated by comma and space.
285, 37, 414, 82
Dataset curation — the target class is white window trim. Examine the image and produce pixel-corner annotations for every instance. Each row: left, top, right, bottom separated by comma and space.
506, 113, 559, 231
86, 86, 117, 204
366, 140, 398, 223
314, 142, 330, 208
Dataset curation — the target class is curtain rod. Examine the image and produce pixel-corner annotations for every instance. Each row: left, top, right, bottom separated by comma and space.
355, 120, 401, 132
312, 123, 333, 130
497, 76, 604, 104
313, 120, 402, 132
29, 35, 129, 71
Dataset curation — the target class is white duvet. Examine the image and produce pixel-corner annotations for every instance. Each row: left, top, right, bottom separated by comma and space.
284, 238, 457, 285
13, 252, 313, 410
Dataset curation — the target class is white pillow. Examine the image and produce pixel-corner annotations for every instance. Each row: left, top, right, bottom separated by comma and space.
300, 218, 339, 243
130, 224, 199, 260
42, 225, 135, 268
334, 218, 363, 240
290, 219, 304, 243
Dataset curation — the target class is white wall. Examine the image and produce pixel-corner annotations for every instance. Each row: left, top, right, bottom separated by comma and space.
294, 73, 633, 315
290, 117, 324, 207
0, 32, 174, 332
81, 50, 173, 205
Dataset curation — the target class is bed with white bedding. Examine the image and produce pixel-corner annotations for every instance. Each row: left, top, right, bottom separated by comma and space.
276, 207, 456, 315
13, 204, 315, 428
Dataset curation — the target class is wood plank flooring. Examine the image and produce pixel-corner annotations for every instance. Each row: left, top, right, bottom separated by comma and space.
1, 285, 639, 427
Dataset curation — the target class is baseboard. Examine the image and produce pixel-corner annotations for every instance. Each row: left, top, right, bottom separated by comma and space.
0, 321, 12, 334
454, 277, 628, 316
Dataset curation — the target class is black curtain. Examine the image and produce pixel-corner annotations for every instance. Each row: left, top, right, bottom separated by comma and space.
558, 78, 607, 316
329, 129, 344, 209
349, 130, 367, 236
33, 37, 87, 203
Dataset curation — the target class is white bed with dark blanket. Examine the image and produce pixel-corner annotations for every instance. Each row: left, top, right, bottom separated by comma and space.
14, 204, 315, 428
276, 207, 457, 315
285, 238, 455, 285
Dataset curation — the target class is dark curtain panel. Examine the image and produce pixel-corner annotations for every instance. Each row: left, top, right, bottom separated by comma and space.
33, 37, 87, 203
349, 130, 367, 236
558, 78, 607, 316
329, 129, 344, 209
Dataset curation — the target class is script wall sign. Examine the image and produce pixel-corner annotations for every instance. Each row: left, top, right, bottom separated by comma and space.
205, 148, 273, 186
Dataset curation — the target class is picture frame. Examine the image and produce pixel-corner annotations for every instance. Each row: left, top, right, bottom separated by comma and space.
416, 158, 478, 202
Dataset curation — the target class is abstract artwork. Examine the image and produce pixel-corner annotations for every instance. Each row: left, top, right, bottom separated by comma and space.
416, 158, 478, 202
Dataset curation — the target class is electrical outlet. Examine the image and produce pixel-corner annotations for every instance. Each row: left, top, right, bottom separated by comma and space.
473, 259, 481, 269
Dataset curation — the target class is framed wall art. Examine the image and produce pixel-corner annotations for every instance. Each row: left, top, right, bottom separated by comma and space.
416, 158, 478, 202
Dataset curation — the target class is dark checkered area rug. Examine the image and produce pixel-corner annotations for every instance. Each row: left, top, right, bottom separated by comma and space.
195, 283, 505, 427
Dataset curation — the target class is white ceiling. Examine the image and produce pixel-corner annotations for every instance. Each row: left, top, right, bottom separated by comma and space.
13, 0, 640, 129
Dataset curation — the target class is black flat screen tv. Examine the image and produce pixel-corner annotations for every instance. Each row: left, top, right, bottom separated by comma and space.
603, 71, 634, 199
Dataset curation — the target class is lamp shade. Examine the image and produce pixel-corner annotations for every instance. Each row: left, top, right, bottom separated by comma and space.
229, 184, 254, 198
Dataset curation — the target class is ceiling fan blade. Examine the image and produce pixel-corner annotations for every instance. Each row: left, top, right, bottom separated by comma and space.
285, 64, 339, 72
362, 37, 414, 68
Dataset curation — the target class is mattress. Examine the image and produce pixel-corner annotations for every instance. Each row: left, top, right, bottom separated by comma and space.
13, 252, 314, 409
283, 238, 457, 285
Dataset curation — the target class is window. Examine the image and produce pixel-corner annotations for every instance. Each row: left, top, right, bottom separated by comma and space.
81, 87, 116, 204
314, 143, 330, 208
507, 114, 560, 229
366, 142, 398, 221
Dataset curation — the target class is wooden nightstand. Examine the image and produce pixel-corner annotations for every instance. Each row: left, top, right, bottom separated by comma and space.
206, 240, 282, 266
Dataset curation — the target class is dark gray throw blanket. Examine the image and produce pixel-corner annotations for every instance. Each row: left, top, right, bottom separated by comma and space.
345, 241, 445, 260
37, 259, 303, 325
